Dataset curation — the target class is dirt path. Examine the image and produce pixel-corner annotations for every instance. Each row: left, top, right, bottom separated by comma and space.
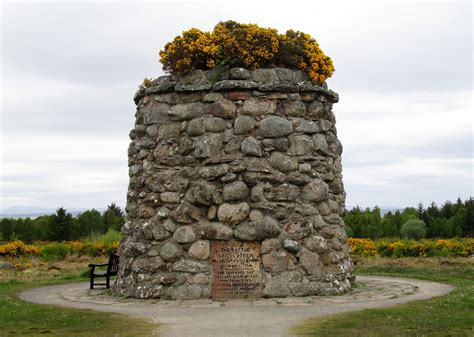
19, 276, 453, 337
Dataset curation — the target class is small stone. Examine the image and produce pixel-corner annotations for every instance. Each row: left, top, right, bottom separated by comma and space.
203, 117, 226, 133
185, 180, 217, 206
263, 251, 290, 273
289, 135, 315, 155
241, 137, 262, 157
233, 115, 256, 135
242, 98, 276, 116
173, 226, 197, 243
277, 100, 306, 116
265, 183, 300, 202
168, 102, 204, 121
320, 119, 333, 131
307, 101, 326, 118
213, 80, 259, 91
299, 163, 312, 173
223, 181, 249, 201
188, 240, 210, 260
299, 248, 322, 275
294, 119, 319, 133
187, 118, 205, 136
225, 91, 252, 100
163, 218, 178, 232
249, 209, 264, 221
257, 116, 293, 138
268, 152, 298, 172
230, 67, 251, 80
261, 238, 281, 253
234, 217, 280, 241
195, 221, 233, 240
217, 202, 250, 223
207, 205, 217, 220
252, 69, 278, 82
146, 125, 159, 138
194, 134, 223, 158
203, 92, 223, 102
283, 239, 300, 253
172, 259, 209, 273
160, 242, 183, 261
284, 220, 313, 240
199, 164, 229, 180
206, 99, 236, 119
158, 124, 181, 139
193, 273, 210, 285
301, 179, 329, 202
137, 205, 155, 219
160, 192, 180, 204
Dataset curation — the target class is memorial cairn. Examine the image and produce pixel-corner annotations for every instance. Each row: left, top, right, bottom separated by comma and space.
115, 21, 355, 299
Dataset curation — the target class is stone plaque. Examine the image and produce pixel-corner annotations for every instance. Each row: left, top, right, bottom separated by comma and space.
211, 241, 262, 299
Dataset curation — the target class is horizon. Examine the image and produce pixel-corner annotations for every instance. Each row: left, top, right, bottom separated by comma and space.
1, 2, 472, 211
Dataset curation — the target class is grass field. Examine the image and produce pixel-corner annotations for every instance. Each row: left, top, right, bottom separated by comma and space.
1, 256, 472, 336
0, 258, 158, 337
292, 257, 474, 337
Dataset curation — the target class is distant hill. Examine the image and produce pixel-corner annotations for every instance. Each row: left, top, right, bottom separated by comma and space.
0, 206, 96, 219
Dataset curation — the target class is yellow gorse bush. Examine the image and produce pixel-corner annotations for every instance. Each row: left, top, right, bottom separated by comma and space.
348, 238, 474, 258
0, 240, 120, 258
159, 21, 334, 83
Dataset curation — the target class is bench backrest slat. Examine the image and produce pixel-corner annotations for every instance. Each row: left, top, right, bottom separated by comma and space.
107, 254, 120, 274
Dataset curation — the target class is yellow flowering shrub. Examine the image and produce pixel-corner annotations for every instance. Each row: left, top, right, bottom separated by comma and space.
159, 28, 217, 76
159, 21, 334, 83
276, 30, 334, 83
212, 21, 279, 69
0, 240, 121, 259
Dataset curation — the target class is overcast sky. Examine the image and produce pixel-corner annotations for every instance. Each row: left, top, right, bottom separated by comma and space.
0, 1, 472, 212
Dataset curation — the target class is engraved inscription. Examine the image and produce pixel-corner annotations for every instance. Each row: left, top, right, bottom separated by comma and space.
211, 241, 261, 299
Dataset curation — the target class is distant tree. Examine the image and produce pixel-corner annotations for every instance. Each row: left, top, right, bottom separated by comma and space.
73, 209, 103, 238
416, 202, 424, 218
14, 218, 38, 243
401, 219, 427, 240
0, 218, 14, 241
33, 215, 54, 241
462, 198, 474, 237
103, 203, 125, 232
48, 207, 73, 241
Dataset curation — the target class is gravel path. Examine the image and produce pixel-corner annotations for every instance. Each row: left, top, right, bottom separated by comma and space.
19, 276, 453, 337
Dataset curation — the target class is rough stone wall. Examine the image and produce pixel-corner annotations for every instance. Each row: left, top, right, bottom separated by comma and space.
115, 67, 354, 299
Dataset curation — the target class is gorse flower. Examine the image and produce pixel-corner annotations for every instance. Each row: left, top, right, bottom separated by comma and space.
159, 21, 335, 83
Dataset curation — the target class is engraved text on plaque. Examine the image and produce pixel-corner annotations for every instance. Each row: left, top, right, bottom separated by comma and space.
211, 241, 261, 299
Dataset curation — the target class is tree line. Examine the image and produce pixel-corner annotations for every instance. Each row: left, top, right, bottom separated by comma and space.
344, 197, 474, 239
1, 198, 473, 242
0, 203, 124, 243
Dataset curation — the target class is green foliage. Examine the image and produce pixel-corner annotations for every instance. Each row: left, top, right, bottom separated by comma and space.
85, 229, 122, 246
40, 242, 70, 262
0, 203, 125, 243
401, 219, 427, 240
48, 207, 73, 241
344, 197, 474, 239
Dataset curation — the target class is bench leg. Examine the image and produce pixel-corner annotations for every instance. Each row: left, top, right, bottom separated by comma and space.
106, 276, 110, 289
90, 275, 94, 290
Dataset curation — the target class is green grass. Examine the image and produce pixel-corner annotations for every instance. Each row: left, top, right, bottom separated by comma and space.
0, 274, 158, 336
292, 260, 474, 337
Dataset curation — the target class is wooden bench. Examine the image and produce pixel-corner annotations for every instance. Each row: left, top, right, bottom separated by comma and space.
88, 253, 119, 289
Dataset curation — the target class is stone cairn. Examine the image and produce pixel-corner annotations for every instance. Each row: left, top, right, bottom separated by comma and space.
115, 67, 355, 299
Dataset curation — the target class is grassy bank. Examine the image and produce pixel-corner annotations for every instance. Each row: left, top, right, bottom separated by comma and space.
292, 257, 474, 337
0, 265, 158, 336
